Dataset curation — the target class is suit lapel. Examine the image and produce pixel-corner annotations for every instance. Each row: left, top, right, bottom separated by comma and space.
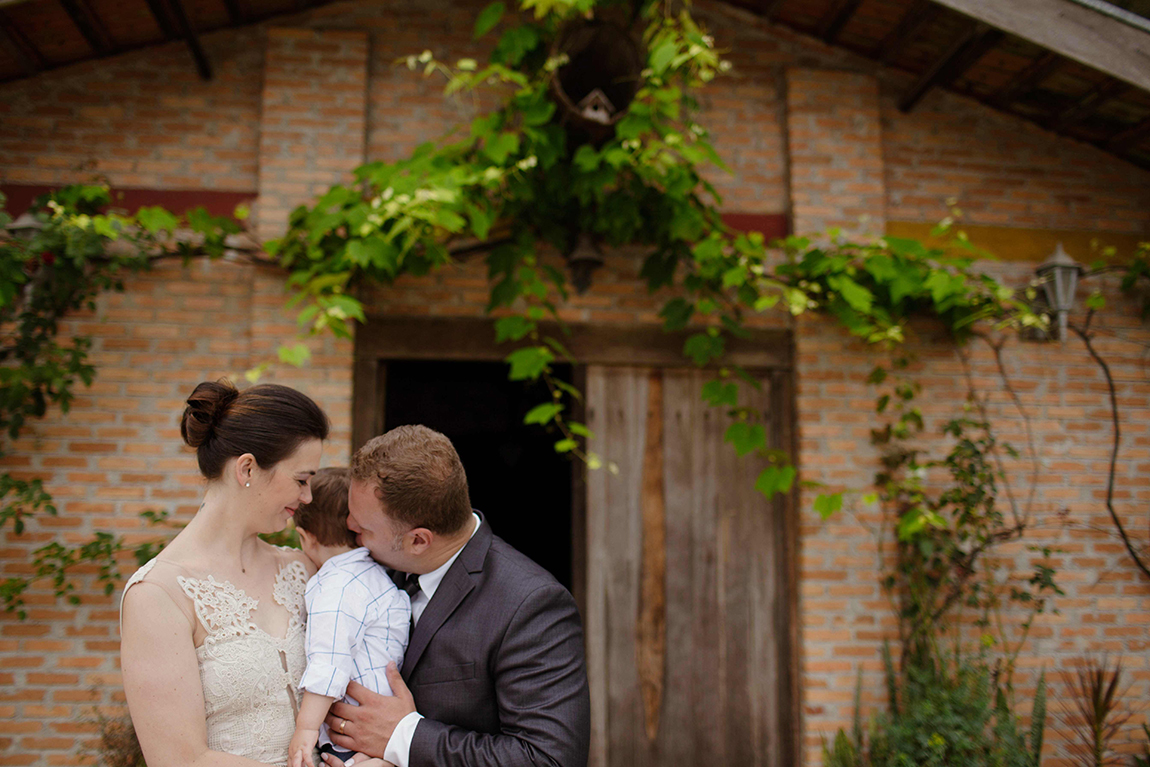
401, 513, 492, 680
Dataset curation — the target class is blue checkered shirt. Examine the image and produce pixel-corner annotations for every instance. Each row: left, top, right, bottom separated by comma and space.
300, 547, 411, 711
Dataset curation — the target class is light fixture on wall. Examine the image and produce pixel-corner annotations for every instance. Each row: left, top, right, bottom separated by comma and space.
1035, 242, 1082, 342
566, 233, 604, 295
5, 211, 44, 239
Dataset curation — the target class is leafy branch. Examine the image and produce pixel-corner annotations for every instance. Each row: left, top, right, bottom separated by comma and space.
0, 186, 238, 613
2, 0, 1148, 624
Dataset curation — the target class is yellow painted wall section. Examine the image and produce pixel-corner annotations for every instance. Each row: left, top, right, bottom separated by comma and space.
886, 221, 1147, 264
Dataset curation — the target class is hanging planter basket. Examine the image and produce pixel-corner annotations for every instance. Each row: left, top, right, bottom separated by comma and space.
549, 19, 644, 141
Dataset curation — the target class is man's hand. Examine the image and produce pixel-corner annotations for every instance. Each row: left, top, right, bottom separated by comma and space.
324, 664, 415, 758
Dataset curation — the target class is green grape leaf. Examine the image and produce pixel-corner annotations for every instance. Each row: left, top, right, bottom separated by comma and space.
814, 492, 843, 520
755, 465, 796, 498
523, 402, 562, 424
474, 2, 505, 37
701, 379, 738, 407
506, 346, 553, 380
724, 421, 765, 457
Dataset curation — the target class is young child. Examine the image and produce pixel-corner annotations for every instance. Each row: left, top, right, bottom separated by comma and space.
288, 467, 411, 767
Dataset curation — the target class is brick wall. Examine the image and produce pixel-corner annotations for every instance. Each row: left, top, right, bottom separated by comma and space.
0, 27, 264, 192
786, 68, 886, 237
1, 1, 1149, 765
0, 258, 353, 766
256, 27, 368, 240
792, 263, 1150, 764
882, 85, 1150, 235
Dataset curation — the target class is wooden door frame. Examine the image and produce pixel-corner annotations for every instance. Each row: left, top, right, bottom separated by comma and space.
351, 314, 801, 765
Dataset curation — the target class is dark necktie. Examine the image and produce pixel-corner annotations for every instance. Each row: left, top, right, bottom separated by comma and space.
401, 572, 421, 598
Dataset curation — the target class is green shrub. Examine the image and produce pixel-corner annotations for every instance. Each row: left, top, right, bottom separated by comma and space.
829, 653, 1047, 767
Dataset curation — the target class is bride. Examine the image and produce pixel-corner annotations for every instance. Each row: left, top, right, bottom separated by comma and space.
121, 380, 332, 767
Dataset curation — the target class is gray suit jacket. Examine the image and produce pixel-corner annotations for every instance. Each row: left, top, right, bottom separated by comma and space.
402, 513, 590, 767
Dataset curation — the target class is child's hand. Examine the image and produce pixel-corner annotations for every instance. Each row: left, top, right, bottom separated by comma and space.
289, 727, 320, 767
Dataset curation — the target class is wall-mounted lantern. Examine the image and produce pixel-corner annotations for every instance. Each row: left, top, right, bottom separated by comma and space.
566, 233, 604, 295
5, 211, 44, 239
1035, 242, 1082, 342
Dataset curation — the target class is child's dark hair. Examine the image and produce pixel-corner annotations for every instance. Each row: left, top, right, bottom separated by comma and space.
293, 467, 357, 548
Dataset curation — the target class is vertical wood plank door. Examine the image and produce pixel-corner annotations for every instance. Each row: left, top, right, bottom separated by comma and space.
585, 365, 795, 767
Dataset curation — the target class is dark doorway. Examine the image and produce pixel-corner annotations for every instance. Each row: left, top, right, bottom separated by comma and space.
382, 360, 574, 590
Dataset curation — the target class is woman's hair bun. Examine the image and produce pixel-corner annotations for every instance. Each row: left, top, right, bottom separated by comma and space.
180, 380, 240, 449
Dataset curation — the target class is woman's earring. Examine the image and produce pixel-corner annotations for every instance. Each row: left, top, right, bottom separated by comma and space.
245, 482, 250, 488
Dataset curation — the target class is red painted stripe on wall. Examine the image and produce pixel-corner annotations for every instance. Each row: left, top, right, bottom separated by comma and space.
720, 213, 790, 239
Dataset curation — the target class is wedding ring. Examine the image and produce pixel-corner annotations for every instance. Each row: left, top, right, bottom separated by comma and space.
339, 718, 346, 734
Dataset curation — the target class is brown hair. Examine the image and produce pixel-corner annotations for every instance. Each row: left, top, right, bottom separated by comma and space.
349, 425, 472, 535
293, 467, 357, 548
180, 380, 330, 480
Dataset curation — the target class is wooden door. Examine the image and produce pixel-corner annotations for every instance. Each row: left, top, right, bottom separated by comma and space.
584, 366, 796, 767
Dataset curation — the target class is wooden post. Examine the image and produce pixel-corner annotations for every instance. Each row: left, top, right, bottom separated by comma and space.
637, 371, 666, 743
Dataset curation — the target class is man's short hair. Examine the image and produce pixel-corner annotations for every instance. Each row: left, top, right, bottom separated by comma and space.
293, 467, 357, 547
349, 425, 472, 535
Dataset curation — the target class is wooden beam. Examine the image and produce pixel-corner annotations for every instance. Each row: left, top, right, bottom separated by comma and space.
1049, 77, 1130, 131
0, 10, 43, 76
1117, 150, 1150, 172
899, 22, 1004, 112
1106, 114, 1150, 150
769, 366, 800, 767
760, 0, 786, 22
162, 0, 212, 80
221, 0, 243, 25
355, 316, 793, 370
636, 370, 666, 743
818, 0, 864, 43
873, 0, 939, 63
931, 0, 1150, 93
143, 0, 178, 39
990, 50, 1061, 107
57, 0, 113, 54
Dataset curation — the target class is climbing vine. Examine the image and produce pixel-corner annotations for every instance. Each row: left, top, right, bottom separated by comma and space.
2, 0, 1148, 624
0, 186, 240, 615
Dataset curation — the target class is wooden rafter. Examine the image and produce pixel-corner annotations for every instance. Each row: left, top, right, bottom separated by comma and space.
818, 0, 864, 43
760, 0, 786, 22
57, 0, 113, 54
1049, 77, 1130, 131
931, 0, 1150, 93
221, 0, 243, 25
991, 50, 1062, 107
144, 0, 178, 39
0, 10, 43, 76
162, 0, 212, 80
873, 0, 939, 63
1107, 114, 1150, 150
899, 21, 1004, 112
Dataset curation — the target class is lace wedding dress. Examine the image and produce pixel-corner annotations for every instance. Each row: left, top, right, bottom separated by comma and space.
122, 555, 309, 767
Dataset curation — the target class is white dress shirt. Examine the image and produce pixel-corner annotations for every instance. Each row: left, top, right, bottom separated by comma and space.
383, 513, 480, 767
299, 547, 411, 751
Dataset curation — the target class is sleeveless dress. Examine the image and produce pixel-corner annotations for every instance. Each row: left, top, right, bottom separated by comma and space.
121, 555, 309, 767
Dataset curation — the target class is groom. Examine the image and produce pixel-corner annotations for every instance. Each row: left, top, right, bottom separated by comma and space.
324, 424, 590, 767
